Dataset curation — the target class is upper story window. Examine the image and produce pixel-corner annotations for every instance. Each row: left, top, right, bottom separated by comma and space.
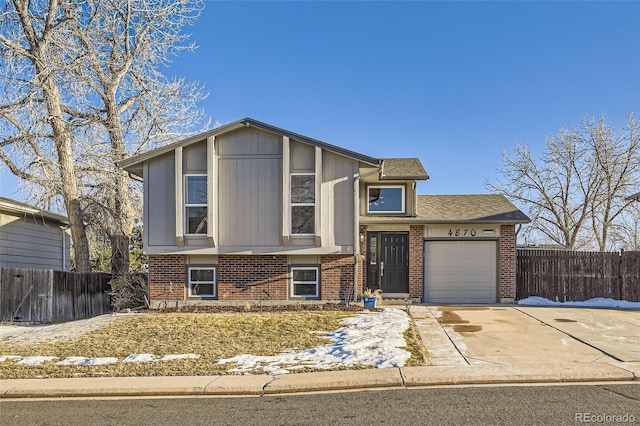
291, 173, 315, 234
367, 185, 405, 214
185, 174, 207, 234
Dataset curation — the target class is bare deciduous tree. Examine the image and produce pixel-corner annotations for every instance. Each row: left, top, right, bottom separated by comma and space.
0, 0, 208, 274
0, 0, 91, 271
487, 114, 640, 251
585, 115, 640, 251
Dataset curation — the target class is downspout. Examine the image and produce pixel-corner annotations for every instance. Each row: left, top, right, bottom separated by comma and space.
353, 173, 360, 304
61, 224, 70, 272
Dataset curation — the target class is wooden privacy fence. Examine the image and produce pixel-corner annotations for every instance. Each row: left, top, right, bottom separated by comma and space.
0, 268, 112, 323
516, 249, 640, 302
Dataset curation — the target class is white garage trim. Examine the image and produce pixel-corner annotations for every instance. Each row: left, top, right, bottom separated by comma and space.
424, 240, 497, 304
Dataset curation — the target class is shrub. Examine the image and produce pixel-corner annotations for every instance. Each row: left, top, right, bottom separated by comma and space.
108, 273, 148, 312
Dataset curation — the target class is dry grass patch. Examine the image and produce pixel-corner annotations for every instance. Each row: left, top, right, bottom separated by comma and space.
0, 310, 429, 379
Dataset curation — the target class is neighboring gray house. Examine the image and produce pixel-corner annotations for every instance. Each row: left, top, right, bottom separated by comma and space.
119, 118, 529, 304
0, 197, 71, 271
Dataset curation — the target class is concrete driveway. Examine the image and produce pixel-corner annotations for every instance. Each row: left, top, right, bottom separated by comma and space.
516, 306, 640, 362
413, 305, 639, 366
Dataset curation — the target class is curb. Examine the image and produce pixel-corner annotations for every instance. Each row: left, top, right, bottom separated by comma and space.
1, 363, 637, 399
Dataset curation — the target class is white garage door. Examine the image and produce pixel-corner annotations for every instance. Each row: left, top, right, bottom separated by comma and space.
424, 241, 497, 303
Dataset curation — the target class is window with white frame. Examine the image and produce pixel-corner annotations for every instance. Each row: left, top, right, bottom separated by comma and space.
291, 174, 315, 234
188, 267, 216, 297
290, 266, 319, 298
367, 185, 405, 213
185, 174, 208, 234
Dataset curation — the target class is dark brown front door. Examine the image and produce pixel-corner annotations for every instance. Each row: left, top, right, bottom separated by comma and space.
366, 232, 409, 294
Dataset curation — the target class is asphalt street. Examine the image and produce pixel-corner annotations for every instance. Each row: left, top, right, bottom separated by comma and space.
2, 383, 639, 426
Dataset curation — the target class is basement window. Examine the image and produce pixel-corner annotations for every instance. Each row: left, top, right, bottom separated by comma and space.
188, 267, 216, 298
290, 266, 319, 298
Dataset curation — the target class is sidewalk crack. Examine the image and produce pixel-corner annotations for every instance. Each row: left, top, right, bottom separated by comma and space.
398, 367, 407, 387
202, 376, 222, 395
262, 375, 276, 396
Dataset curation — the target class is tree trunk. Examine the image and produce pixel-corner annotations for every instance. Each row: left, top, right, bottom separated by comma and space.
106, 95, 134, 278
29, 30, 91, 272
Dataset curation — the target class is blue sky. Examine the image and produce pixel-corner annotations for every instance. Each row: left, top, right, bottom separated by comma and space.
1, 0, 639, 200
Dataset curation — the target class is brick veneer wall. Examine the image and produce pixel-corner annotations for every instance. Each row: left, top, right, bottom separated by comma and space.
499, 224, 516, 301
320, 255, 355, 300
409, 225, 424, 299
148, 255, 186, 300
217, 255, 288, 301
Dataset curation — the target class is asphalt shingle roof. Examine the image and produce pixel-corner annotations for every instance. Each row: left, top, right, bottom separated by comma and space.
360, 194, 530, 224
417, 194, 530, 223
380, 158, 429, 180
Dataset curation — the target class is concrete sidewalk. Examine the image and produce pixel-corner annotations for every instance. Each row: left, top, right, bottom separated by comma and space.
1, 305, 639, 399
1, 362, 638, 398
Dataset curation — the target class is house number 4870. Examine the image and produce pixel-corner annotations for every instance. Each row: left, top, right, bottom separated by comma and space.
448, 228, 476, 237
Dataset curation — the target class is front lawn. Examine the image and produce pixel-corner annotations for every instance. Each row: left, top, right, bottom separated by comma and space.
0, 310, 429, 379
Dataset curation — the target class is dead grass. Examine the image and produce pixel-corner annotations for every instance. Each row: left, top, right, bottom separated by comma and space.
0, 311, 429, 379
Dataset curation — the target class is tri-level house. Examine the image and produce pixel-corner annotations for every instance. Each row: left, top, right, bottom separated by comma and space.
119, 118, 529, 304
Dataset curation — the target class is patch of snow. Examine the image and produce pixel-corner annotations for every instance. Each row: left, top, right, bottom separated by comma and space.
123, 354, 158, 363
0, 355, 21, 362
56, 357, 119, 366
216, 308, 411, 374
17, 356, 57, 366
517, 296, 640, 309
1, 353, 199, 366
85, 357, 120, 365
159, 354, 200, 361
55, 356, 88, 366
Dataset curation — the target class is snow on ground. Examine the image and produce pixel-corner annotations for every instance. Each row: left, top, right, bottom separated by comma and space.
0, 308, 411, 373
517, 296, 640, 309
56, 357, 120, 366
217, 308, 412, 375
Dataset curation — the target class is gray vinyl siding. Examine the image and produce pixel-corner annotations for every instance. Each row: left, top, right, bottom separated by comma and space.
218, 128, 283, 246
217, 127, 282, 156
0, 212, 70, 270
183, 141, 207, 173
322, 152, 357, 246
139, 126, 360, 252
290, 140, 314, 172
145, 153, 176, 246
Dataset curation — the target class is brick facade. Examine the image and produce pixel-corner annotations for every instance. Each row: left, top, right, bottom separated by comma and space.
148, 254, 355, 302
409, 225, 423, 299
217, 255, 288, 301
320, 255, 355, 300
499, 224, 516, 301
148, 225, 517, 303
148, 255, 186, 300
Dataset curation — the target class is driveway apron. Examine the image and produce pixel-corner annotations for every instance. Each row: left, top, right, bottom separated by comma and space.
515, 307, 640, 362
428, 306, 608, 365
